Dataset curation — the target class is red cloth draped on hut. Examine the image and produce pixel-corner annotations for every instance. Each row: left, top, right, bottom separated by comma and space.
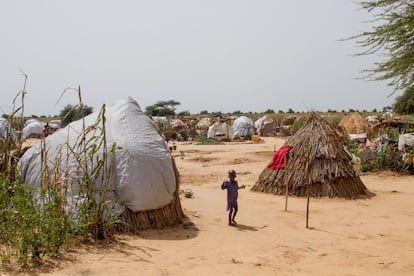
268, 146, 293, 170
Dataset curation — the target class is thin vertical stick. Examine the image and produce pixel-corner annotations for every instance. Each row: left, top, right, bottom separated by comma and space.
305, 152, 311, 229
306, 181, 310, 228
284, 154, 289, 211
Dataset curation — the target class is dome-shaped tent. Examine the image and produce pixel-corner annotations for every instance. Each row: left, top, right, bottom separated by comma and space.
22, 119, 45, 140
18, 97, 185, 231
252, 112, 369, 199
232, 116, 254, 139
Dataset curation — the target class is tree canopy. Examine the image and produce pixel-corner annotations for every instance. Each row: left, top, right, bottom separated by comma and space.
393, 86, 414, 114
353, 0, 414, 92
59, 104, 93, 127
145, 100, 180, 116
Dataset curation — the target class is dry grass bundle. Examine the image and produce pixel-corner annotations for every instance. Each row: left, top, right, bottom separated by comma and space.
252, 112, 370, 199
117, 157, 186, 232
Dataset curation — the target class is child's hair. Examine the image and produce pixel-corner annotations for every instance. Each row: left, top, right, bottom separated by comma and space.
228, 169, 236, 176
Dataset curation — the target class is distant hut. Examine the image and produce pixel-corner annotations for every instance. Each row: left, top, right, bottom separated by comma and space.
196, 117, 212, 133
207, 121, 233, 141
255, 115, 276, 137
170, 119, 188, 134
232, 116, 254, 139
338, 112, 370, 135
252, 112, 369, 199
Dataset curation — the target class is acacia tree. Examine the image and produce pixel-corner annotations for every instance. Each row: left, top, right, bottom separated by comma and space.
145, 100, 180, 116
59, 104, 93, 126
393, 87, 414, 114
353, 1, 414, 92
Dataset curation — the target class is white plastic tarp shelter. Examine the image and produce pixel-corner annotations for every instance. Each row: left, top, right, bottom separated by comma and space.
207, 122, 233, 141
255, 115, 273, 130
398, 133, 414, 151
232, 116, 254, 139
0, 118, 16, 140
48, 120, 61, 129
255, 115, 275, 135
24, 118, 41, 127
22, 119, 44, 140
151, 116, 168, 124
18, 97, 176, 215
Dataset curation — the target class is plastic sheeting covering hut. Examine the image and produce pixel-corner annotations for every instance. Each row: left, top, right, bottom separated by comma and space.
18, 97, 185, 231
0, 118, 16, 140
22, 119, 45, 140
252, 112, 369, 199
255, 115, 276, 137
232, 116, 254, 139
207, 121, 233, 141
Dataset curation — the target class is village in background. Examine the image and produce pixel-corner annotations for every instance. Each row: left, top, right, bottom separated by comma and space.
2, 97, 413, 175
0, 93, 413, 270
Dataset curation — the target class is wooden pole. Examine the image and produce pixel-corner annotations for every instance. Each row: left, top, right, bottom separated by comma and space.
306, 180, 310, 228
306, 154, 311, 229
284, 154, 289, 211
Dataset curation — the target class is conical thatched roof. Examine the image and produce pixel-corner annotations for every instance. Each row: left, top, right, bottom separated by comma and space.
338, 112, 369, 134
252, 112, 369, 199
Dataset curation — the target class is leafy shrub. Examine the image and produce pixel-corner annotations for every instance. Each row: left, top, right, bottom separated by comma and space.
290, 117, 306, 132
0, 86, 120, 268
193, 132, 222, 144
0, 176, 68, 266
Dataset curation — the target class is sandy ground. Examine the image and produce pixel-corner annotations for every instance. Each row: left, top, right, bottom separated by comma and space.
5, 137, 414, 275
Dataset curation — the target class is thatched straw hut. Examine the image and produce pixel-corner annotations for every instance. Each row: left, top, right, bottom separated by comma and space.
338, 112, 370, 134
252, 112, 369, 199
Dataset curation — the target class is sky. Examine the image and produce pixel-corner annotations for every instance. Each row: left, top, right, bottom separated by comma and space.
0, 0, 399, 116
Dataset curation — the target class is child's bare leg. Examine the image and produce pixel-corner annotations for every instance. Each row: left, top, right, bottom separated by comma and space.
228, 210, 233, 225
232, 208, 238, 225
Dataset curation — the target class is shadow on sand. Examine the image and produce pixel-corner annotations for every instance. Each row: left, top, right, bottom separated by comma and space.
234, 224, 258, 231
138, 223, 199, 241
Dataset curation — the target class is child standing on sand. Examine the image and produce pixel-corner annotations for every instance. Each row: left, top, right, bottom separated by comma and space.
221, 169, 245, 226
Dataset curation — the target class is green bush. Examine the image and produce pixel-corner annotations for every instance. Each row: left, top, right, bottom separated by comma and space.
290, 117, 306, 132
0, 176, 68, 266
0, 88, 120, 268
193, 132, 222, 144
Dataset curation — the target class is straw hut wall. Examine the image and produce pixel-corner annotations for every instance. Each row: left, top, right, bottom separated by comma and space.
252, 112, 369, 199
